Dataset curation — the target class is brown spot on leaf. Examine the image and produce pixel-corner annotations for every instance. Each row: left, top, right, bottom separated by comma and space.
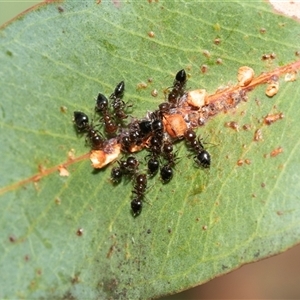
55, 197, 61, 205
264, 112, 284, 125
237, 66, 254, 86
254, 129, 263, 141
262, 54, 270, 60
216, 58, 223, 64
265, 81, 279, 97
214, 37, 221, 45
68, 149, 76, 160
107, 243, 116, 259
103, 278, 119, 293
112, 0, 121, 8
137, 82, 147, 89
285, 72, 297, 82
202, 50, 210, 58
244, 159, 251, 165
270, 147, 283, 157
76, 228, 83, 236
57, 6, 64, 13
242, 124, 251, 131
259, 28, 266, 34
151, 89, 158, 97
60, 106, 67, 113
148, 31, 155, 38
58, 165, 69, 177
224, 121, 239, 131
200, 64, 208, 73
9, 236, 16, 243
237, 159, 244, 166
71, 273, 80, 284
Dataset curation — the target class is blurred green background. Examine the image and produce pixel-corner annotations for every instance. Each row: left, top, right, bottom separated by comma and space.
1, 2, 300, 299
0, 1, 39, 26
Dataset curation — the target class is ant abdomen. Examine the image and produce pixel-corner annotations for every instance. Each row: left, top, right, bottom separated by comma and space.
73, 111, 89, 132
195, 150, 211, 168
147, 157, 159, 176
160, 164, 173, 183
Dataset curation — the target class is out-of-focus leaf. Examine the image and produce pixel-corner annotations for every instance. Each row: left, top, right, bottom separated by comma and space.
0, 1, 299, 299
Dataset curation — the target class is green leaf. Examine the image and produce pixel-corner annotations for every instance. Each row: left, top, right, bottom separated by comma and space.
1, 1, 300, 299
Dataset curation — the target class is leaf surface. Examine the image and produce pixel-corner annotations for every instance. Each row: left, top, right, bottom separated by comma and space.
0, 1, 300, 299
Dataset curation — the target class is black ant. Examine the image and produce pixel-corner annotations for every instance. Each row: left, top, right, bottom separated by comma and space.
168, 69, 187, 105
111, 166, 123, 184
86, 127, 105, 150
149, 135, 163, 156
146, 136, 162, 176
162, 140, 177, 167
120, 134, 132, 153
143, 124, 162, 176
131, 173, 147, 217
110, 81, 129, 120
124, 156, 139, 174
147, 112, 165, 149
160, 140, 178, 183
119, 121, 144, 153
95, 93, 118, 135
119, 116, 160, 153
184, 128, 211, 168
110, 156, 139, 183
138, 115, 164, 138
120, 115, 164, 154
138, 120, 152, 136
157, 102, 172, 120
145, 112, 165, 176
158, 102, 171, 112
73, 111, 104, 150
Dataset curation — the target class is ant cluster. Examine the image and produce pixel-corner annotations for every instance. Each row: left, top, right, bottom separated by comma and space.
73, 70, 211, 217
